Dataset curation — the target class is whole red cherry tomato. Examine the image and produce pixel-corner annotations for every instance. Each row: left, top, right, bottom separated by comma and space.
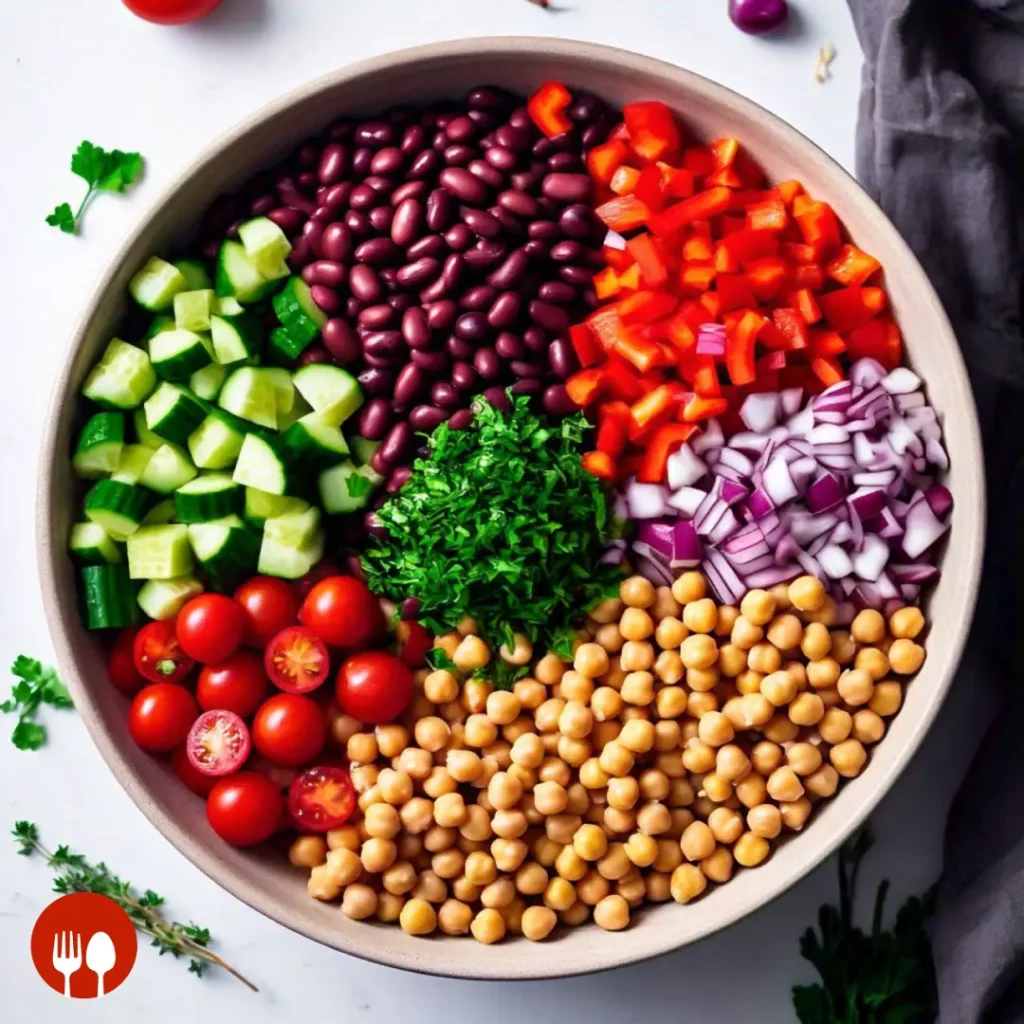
129, 683, 198, 752
206, 772, 282, 847
295, 559, 345, 601
251, 693, 327, 767
196, 651, 269, 718
121, 0, 223, 25
234, 576, 298, 647
172, 744, 216, 796
109, 626, 145, 692
299, 576, 385, 649
395, 620, 431, 668
133, 620, 194, 685
335, 651, 414, 724
176, 594, 246, 665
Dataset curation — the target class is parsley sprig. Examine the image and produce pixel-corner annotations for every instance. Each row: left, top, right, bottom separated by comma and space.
47, 141, 144, 235
362, 398, 621, 653
12, 822, 257, 991
793, 828, 937, 1023
1, 656, 73, 751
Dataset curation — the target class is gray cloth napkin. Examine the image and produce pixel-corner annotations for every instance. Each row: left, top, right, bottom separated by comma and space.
847, 1, 1024, 1021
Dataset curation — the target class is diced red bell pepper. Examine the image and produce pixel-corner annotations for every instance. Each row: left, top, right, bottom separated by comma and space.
569, 322, 604, 367
706, 166, 744, 190
716, 274, 758, 312
581, 450, 617, 480
818, 286, 888, 333
713, 242, 741, 274
710, 137, 740, 168
587, 306, 628, 351
616, 290, 678, 326
683, 354, 721, 397
784, 288, 823, 325
610, 165, 642, 196
617, 264, 642, 292
603, 245, 635, 272
565, 368, 603, 407
699, 292, 723, 321
681, 395, 729, 423
792, 264, 825, 290
618, 454, 643, 479
632, 166, 666, 212
658, 165, 696, 200
746, 196, 789, 233
623, 101, 682, 163
682, 145, 716, 178
847, 316, 902, 369
609, 123, 630, 142
825, 244, 882, 287
662, 309, 697, 353
596, 401, 631, 458
527, 82, 573, 138
720, 229, 780, 266
777, 180, 805, 206
809, 329, 847, 357
746, 257, 790, 301
649, 187, 733, 238
629, 384, 677, 439
593, 267, 621, 300
614, 334, 662, 373
636, 422, 697, 484
682, 236, 714, 262
587, 139, 630, 188
782, 241, 821, 265
724, 310, 764, 386
602, 354, 645, 401
679, 264, 717, 293
772, 307, 810, 350
596, 195, 651, 232
794, 199, 842, 256
626, 234, 669, 289
810, 356, 844, 387
728, 189, 774, 213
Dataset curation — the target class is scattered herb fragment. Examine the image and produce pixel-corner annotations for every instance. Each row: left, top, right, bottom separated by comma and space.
549, 624, 580, 661
1, 656, 73, 751
12, 822, 257, 991
345, 473, 372, 499
793, 827, 937, 1023
473, 662, 530, 691
424, 648, 458, 673
815, 43, 837, 84
46, 141, 144, 235
361, 397, 622, 650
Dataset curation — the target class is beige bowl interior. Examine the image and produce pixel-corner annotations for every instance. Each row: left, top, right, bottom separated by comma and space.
37, 38, 984, 980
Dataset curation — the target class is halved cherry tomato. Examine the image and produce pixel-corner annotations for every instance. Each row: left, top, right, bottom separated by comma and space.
128, 683, 198, 752
335, 651, 414, 725
395, 620, 431, 668
206, 772, 282, 847
121, 0, 223, 25
264, 626, 330, 694
133, 620, 194, 685
196, 651, 269, 718
288, 765, 356, 832
295, 559, 345, 601
176, 594, 246, 664
251, 693, 327, 767
234, 576, 299, 647
299, 576, 385, 649
186, 709, 251, 777
172, 744, 216, 796
109, 626, 145, 693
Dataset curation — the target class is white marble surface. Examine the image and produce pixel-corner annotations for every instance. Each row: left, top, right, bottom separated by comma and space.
0, 1, 994, 1020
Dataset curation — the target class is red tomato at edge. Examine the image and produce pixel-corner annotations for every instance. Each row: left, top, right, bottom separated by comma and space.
109, 627, 145, 693
234, 576, 299, 647
251, 693, 327, 767
335, 651, 414, 725
129, 683, 199, 752
395, 620, 431, 668
177, 594, 246, 665
122, 0, 223, 25
196, 651, 270, 718
299, 576, 385, 649
133, 620, 194, 685
206, 772, 283, 847
173, 744, 217, 796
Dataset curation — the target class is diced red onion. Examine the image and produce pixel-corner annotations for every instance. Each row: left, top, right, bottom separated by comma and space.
635, 555, 674, 587
603, 230, 627, 250
806, 473, 844, 513
852, 534, 889, 581
902, 498, 950, 558
667, 486, 707, 516
696, 324, 727, 357
780, 387, 804, 417
626, 480, 669, 519
666, 444, 707, 489
849, 358, 887, 389
882, 367, 921, 394
691, 419, 724, 456
819, 544, 853, 579
740, 393, 781, 433
671, 521, 702, 568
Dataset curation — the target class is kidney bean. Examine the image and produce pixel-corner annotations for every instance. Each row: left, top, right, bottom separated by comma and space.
391, 198, 423, 247
547, 338, 580, 379
380, 422, 413, 464
200, 238, 221, 260
364, 178, 393, 197
464, 239, 507, 268
287, 237, 313, 270
510, 358, 547, 378
401, 307, 432, 349
496, 189, 537, 219
371, 147, 404, 176
510, 378, 544, 397
510, 166, 544, 193
522, 239, 549, 260
443, 223, 474, 252
346, 297, 366, 320
250, 193, 276, 216
278, 179, 317, 215
386, 466, 413, 493
356, 121, 394, 147
363, 331, 405, 359
431, 382, 462, 409
469, 85, 515, 110
448, 409, 474, 431
364, 510, 388, 538
349, 265, 382, 302
450, 361, 480, 391
302, 218, 325, 257
267, 207, 306, 234
355, 238, 400, 265
488, 206, 525, 238
460, 285, 496, 311
557, 204, 595, 240
425, 188, 453, 231
349, 146, 372, 176
535, 197, 560, 219
487, 248, 530, 289
344, 210, 371, 236
298, 346, 332, 367
419, 277, 448, 303
370, 206, 395, 234
444, 144, 475, 167
410, 349, 449, 374
529, 300, 571, 334
582, 288, 598, 309
532, 137, 555, 160
446, 335, 475, 360
320, 320, 360, 364
523, 326, 548, 354
487, 291, 522, 328
468, 160, 504, 189
485, 146, 517, 172
543, 383, 581, 417
302, 260, 347, 288
426, 300, 458, 330
431, 130, 448, 151
581, 123, 610, 150
441, 253, 465, 292
481, 387, 511, 412
401, 124, 426, 154
310, 285, 341, 315
325, 118, 354, 141
473, 347, 501, 380
409, 149, 442, 180
496, 333, 525, 360
409, 404, 448, 432
406, 234, 446, 261
358, 398, 393, 440
445, 115, 477, 143
550, 240, 584, 263
547, 153, 583, 173
494, 124, 530, 150
388, 294, 415, 313
454, 312, 488, 341
358, 304, 395, 329
401, 596, 422, 620
396, 257, 441, 288
350, 183, 378, 211
394, 364, 426, 405
317, 143, 347, 186
539, 281, 577, 304
439, 167, 488, 204
559, 264, 595, 288
321, 223, 351, 262
461, 207, 502, 239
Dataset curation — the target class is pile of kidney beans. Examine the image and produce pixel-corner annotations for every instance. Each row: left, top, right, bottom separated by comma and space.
197, 86, 615, 491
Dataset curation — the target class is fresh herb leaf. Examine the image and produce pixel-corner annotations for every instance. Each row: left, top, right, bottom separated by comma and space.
362, 397, 622, 650
424, 647, 458, 672
2, 656, 73, 750
474, 661, 529, 691
792, 826, 937, 1024
548, 624, 580, 661
47, 141, 144, 235
11, 822, 256, 991
345, 472, 372, 499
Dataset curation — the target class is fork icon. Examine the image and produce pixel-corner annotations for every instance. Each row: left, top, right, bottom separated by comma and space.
52, 930, 82, 997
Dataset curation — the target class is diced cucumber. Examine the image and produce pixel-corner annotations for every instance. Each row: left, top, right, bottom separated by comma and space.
263, 367, 295, 416
173, 289, 216, 333
283, 412, 350, 467
218, 367, 278, 429
350, 436, 382, 466
277, 391, 313, 431
142, 499, 176, 525
111, 444, 155, 485
144, 382, 206, 444
190, 362, 228, 402
82, 339, 157, 410
258, 528, 324, 580
84, 479, 149, 538
215, 296, 245, 317
292, 364, 362, 427
318, 461, 381, 514
144, 313, 177, 342
69, 523, 122, 565
174, 473, 243, 522
188, 517, 260, 577
232, 433, 293, 495
273, 277, 327, 350
238, 217, 292, 281
73, 412, 126, 479
187, 410, 246, 470
215, 240, 274, 304
211, 310, 262, 365
174, 259, 213, 292
138, 443, 197, 494
81, 564, 138, 629
130, 257, 188, 312
149, 329, 213, 382
244, 488, 309, 525
264, 506, 321, 549
137, 576, 203, 620
126, 524, 194, 580
133, 407, 164, 449
268, 325, 312, 363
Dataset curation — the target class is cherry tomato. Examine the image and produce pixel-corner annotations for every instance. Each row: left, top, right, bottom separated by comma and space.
395, 620, 431, 668
196, 651, 269, 718
186, 709, 251, 777
176, 594, 246, 664
133, 620, 194, 685
206, 772, 283, 847
288, 765, 356, 832
299, 576, 385, 649
335, 651, 414, 725
109, 627, 145, 693
251, 693, 327, 767
129, 683, 199, 752
248, 754, 299, 792
264, 626, 330, 694
295, 559, 345, 601
121, 0, 223, 25
234, 576, 299, 647
172, 745, 216, 796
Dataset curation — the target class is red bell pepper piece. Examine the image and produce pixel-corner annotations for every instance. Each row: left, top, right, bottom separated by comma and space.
682, 236, 714, 262
569, 322, 603, 367
614, 334, 662, 373
662, 309, 698, 353
527, 82, 573, 138
682, 145, 716, 178
825, 244, 882, 287
809, 329, 847, 357
710, 137, 740, 168
587, 306, 627, 351
649, 187, 733, 238
658, 165, 696, 200
818, 286, 888, 333
699, 292, 723, 321
565, 368, 603, 407
629, 384, 677, 438
609, 123, 630, 142
618, 454, 643, 480
632, 166, 666, 212
782, 241, 821, 265
596, 401, 631, 458
792, 264, 825, 290
681, 395, 729, 423
756, 317, 789, 350
784, 288, 823, 325
623, 101, 682, 163
593, 267, 621, 300
716, 274, 758, 312
636, 423, 697, 484
601, 354, 645, 401
596, 195, 651, 232
587, 140, 630, 187
626, 233, 669, 289
746, 257, 790, 301
847, 316, 902, 368
609, 165, 642, 196
581, 450, 617, 481
679, 264, 717, 293
683, 354, 721, 397
772, 308, 810, 350
706, 166, 744, 190
776, 179, 805, 206
810, 356, 844, 387
616, 264, 642, 292
794, 199, 842, 256
713, 242, 741, 274
616, 290, 677, 326
724, 310, 764, 386
603, 245, 635, 272
720, 229, 780, 266
746, 195, 789, 233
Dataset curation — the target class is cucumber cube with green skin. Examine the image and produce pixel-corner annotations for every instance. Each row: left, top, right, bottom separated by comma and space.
111, 444, 155, 485
149, 329, 213, 382
144, 314, 177, 342
127, 524, 194, 580
243, 488, 309, 525
138, 443, 197, 494
174, 473, 243, 523
84, 479, 149, 538
174, 259, 213, 292
130, 257, 188, 312
69, 523, 122, 565
273, 278, 327, 347
258, 528, 324, 580
188, 517, 260, 578
238, 217, 292, 280
189, 362, 228, 402
264, 506, 320, 549
318, 461, 380, 514
173, 289, 216, 333
81, 564, 138, 630
211, 310, 262, 365
268, 325, 312, 363
218, 367, 278, 429
277, 391, 313, 432
187, 410, 246, 470
144, 382, 207, 444
82, 339, 157, 410
291, 364, 363, 427
133, 408, 163, 449
73, 412, 126, 479
232, 433, 294, 495
282, 412, 350, 467
141, 499, 176, 525
215, 241, 275, 304
138, 576, 204, 620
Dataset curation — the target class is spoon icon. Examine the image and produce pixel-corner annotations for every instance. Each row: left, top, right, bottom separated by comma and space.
85, 931, 116, 997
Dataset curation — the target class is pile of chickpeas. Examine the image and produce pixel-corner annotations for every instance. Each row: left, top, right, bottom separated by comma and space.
287, 571, 927, 943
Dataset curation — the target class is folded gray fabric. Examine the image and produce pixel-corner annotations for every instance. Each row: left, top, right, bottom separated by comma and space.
847, 1, 1024, 1021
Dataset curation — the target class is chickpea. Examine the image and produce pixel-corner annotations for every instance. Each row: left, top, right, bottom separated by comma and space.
670, 863, 707, 903
736, 669, 765, 696
619, 718, 656, 754
467, 907, 505, 944
599, 741, 635, 778
788, 575, 826, 613
374, 724, 409, 760
397, 834, 424, 861
888, 639, 925, 675
623, 831, 659, 868
594, 623, 624, 654
376, 892, 405, 924
714, 744, 751, 783
445, 750, 481, 786
409, 717, 447, 754
716, 646, 747, 681
361, 837, 398, 874
347, 732, 378, 764
432, 848, 466, 880
746, 803, 782, 839
650, 653, 683, 691
514, 861, 549, 896
289, 835, 327, 869
655, 616, 688, 649
620, 640, 656, 672
574, 642, 610, 679
734, 832, 771, 868
652, 586, 683, 621
617, 869, 647, 907
491, 809, 528, 840
789, 692, 825, 726
556, 700, 592, 739
672, 572, 706, 605
804, 764, 840, 798
382, 860, 418, 895
830, 739, 868, 778
424, 670, 459, 704
851, 609, 886, 645
555, 844, 588, 881
766, 766, 804, 802
544, 876, 577, 911
646, 871, 673, 902
681, 634, 718, 670
735, 772, 768, 809
576, 868, 611, 906
800, 622, 832, 661
531, 779, 567, 816
464, 714, 499, 749
521, 905, 557, 941
560, 901, 590, 927
378, 769, 414, 805
808, 657, 841, 689
654, 720, 682, 752
708, 807, 744, 844
560, 671, 595, 704
594, 894, 630, 931
397, 747, 433, 781
638, 771, 671, 804
889, 606, 925, 640
853, 709, 886, 745
819, 687, 842, 709
830, 630, 856, 664
731, 616, 765, 651
700, 772, 731, 803
495, 631, 531, 666
365, 803, 401, 841
480, 876, 516, 910
579, 757, 610, 790
681, 598, 716, 635
532, 836, 562, 867
538, 756, 572, 787
307, 865, 341, 901
697, 711, 734, 747
838, 668, 875, 707
618, 609, 653, 644
534, 698, 566, 734
668, 777, 696, 807
592, 596, 627, 625
766, 614, 803, 651
546, 813, 583, 845
869, 681, 903, 717
342, 884, 378, 921
421, 768, 456, 801
653, 686, 686, 721
747, 642, 782, 675
484, 771, 521, 811
653, 837, 684, 873
514, 680, 548, 714
614, 576, 657, 612
636, 802, 672, 836
819, 707, 853, 745
460, 804, 493, 843
780, 797, 812, 831
854, 647, 889, 682
700, 846, 735, 883
688, 678, 720, 705
681, 821, 716, 862
573, 823, 609, 862
329, 712, 361, 748
737, 693, 773, 728
430, 791, 465, 829
453, 635, 491, 673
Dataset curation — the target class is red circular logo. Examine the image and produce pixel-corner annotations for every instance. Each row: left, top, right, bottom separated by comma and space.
30, 892, 138, 998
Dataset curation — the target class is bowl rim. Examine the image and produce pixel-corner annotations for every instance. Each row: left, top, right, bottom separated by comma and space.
36, 36, 985, 981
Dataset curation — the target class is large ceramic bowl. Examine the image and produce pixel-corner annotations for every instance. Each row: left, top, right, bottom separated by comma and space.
37, 37, 984, 980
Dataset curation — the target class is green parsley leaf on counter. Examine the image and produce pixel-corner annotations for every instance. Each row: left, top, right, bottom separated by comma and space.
1, 656, 73, 750
46, 141, 144, 235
